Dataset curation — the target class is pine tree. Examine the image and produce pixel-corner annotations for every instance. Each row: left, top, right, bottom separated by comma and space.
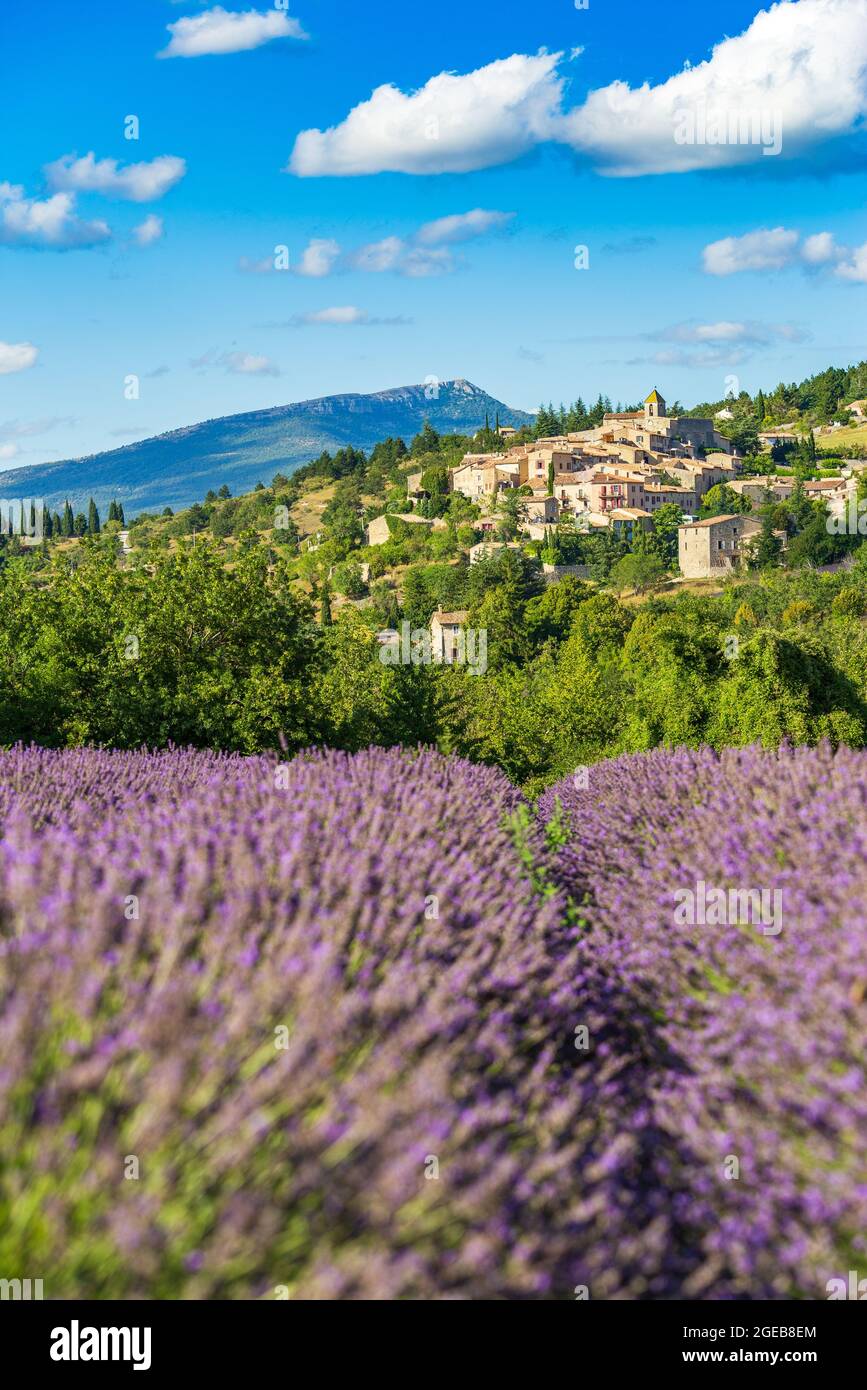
73, 512, 87, 537
62, 501, 74, 537
755, 388, 766, 423
87, 498, 100, 534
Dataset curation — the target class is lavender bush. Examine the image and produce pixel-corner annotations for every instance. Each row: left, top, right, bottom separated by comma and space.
540, 742, 867, 1299
2, 741, 863, 1298
0, 745, 592, 1299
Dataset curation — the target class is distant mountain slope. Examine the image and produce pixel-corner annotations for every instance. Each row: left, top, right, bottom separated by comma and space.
0, 379, 533, 517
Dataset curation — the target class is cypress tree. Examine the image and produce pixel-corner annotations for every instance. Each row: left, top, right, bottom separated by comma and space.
107, 499, 118, 522
52, 511, 62, 537
62, 501, 74, 537
117, 502, 125, 527
87, 498, 100, 534
42, 505, 52, 539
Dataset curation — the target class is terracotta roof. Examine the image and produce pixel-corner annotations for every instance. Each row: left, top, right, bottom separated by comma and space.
432, 610, 469, 626
680, 514, 755, 529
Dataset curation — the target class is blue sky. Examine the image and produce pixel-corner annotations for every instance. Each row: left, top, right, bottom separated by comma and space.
1, 0, 866, 466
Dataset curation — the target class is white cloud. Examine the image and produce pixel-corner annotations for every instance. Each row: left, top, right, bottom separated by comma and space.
160, 6, 307, 59
0, 182, 110, 250
702, 227, 800, 275
299, 306, 369, 324
703, 224, 867, 282
560, 0, 867, 175
286, 210, 513, 279
288, 306, 411, 326
801, 231, 840, 264
289, 2, 867, 178
0, 341, 38, 375
296, 237, 341, 277
46, 153, 186, 203
0, 443, 18, 460
399, 247, 454, 277
133, 214, 164, 246
349, 237, 404, 273
416, 208, 514, 244
659, 320, 807, 346
836, 243, 867, 282
191, 348, 280, 375
289, 52, 564, 175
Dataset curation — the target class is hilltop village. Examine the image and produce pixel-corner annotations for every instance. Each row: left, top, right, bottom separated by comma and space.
366, 390, 859, 581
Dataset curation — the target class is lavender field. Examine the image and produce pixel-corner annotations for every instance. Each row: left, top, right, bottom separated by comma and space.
0, 741, 864, 1299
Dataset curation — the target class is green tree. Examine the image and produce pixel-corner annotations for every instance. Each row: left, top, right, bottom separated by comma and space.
700, 484, 752, 519
609, 552, 666, 595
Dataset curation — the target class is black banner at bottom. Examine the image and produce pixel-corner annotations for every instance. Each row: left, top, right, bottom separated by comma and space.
0, 1296, 861, 1376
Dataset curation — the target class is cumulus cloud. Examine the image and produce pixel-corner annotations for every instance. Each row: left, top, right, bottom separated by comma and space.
289, 1, 867, 178
415, 208, 514, 244
346, 237, 452, 277
835, 244, 867, 282
296, 237, 341, 277
191, 348, 280, 375
160, 6, 307, 58
133, 214, 164, 247
0, 182, 110, 250
0, 341, 39, 375
272, 209, 513, 281
46, 153, 186, 203
560, 0, 867, 175
801, 230, 840, 265
703, 224, 867, 281
702, 227, 801, 275
289, 52, 564, 175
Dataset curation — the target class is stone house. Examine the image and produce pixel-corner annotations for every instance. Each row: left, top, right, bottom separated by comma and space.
366, 513, 443, 546
678, 514, 763, 579
430, 607, 469, 663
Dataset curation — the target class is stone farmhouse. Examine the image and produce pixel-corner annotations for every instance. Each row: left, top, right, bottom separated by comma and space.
678, 514, 763, 579
366, 512, 446, 546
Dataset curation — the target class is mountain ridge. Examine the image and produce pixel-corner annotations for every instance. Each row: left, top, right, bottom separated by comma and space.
0, 378, 533, 517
